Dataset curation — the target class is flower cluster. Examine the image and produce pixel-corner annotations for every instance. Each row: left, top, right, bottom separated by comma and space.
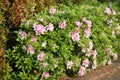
104, 7, 116, 16
66, 61, 73, 69
70, 29, 80, 42
19, 30, 27, 39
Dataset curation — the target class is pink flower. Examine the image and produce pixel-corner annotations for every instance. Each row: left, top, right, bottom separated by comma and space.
84, 27, 91, 38
37, 52, 45, 61
75, 21, 82, 27
41, 62, 47, 68
86, 52, 91, 57
49, 7, 56, 15
27, 45, 35, 54
112, 30, 115, 37
19, 31, 26, 39
82, 17, 87, 22
92, 60, 97, 69
70, 29, 80, 42
41, 41, 47, 48
112, 10, 116, 15
66, 61, 73, 69
85, 20, 92, 28
59, 21, 66, 29
39, 18, 44, 22
104, 47, 110, 53
33, 24, 46, 35
107, 60, 112, 65
92, 50, 97, 59
89, 41, 93, 50
30, 37, 37, 42
117, 24, 120, 30
104, 7, 111, 16
78, 66, 85, 76
42, 72, 49, 79
82, 59, 89, 67
46, 23, 54, 31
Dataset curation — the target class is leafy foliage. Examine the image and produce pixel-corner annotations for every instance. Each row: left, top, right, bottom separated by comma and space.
6, 0, 120, 80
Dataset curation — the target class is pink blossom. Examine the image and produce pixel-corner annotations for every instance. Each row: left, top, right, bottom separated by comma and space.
82, 59, 89, 67
92, 50, 97, 59
49, 7, 56, 15
33, 24, 46, 35
37, 52, 45, 61
86, 52, 91, 57
46, 23, 54, 31
107, 60, 112, 65
42, 72, 49, 79
41, 62, 47, 68
30, 37, 37, 42
70, 29, 80, 42
59, 21, 66, 29
66, 61, 73, 69
104, 47, 110, 53
75, 21, 82, 27
39, 18, 44, 22
112, 30, 115, 37
84, 27, 91, 38
27, 45, 35, 54
19, 31, 27, 39
117, 24, 120, 30
78, 66, 85, 76
82, 48, 86, 53
112, 10, 116, 15
92, 60, 97, 69
41, 41, 47, 48
85, 20, 92, 28
82, 17, 87, 22
104, 7, 111, 16
89, 41, 93, 50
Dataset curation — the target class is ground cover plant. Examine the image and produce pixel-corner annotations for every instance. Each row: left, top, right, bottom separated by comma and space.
6, 0, 120, 80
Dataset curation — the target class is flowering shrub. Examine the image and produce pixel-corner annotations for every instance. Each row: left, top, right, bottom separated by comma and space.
6, 1, 120, 80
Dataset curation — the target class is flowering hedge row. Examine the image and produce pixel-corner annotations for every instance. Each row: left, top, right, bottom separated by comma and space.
6, 1, 120, 80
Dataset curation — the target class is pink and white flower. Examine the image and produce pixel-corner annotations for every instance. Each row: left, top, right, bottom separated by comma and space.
41, 41, 47, 48
37, 51, 45, 61
82, 17, 87, 22
41, 62, 47, 68
59, 21, 66, 29
27, 45, 35, 54
49, 7, 56, 15
82, 59, 89, 67
92, 60, 97, 69
107, 60, 112, 65
92, 50, 97, 59
70, 29, 80, 42
104, 7, 111, 16
84, 27, 91, 38
46, 23, 54, 31
89, 41, 93, 50
85, 20, 92, 28
112, 10, 116, 15
39, 18, 44, 22
112, 30, 115, 37
30, 37, 37, 42
75, 21, 82, 27
19, 31, 27, 39
78, 66, 85, 76
42, 72, 49, 79
33, 24, 46, 35
117, 24, 120, 30
66, 61, 73, 69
